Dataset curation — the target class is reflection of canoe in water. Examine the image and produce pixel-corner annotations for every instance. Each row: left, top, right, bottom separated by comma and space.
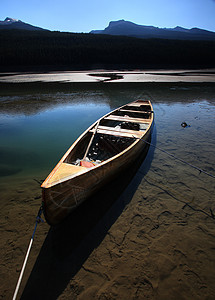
41, 100, 154, 225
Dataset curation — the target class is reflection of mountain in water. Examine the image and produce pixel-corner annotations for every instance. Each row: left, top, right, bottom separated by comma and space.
0, 82, 215, 115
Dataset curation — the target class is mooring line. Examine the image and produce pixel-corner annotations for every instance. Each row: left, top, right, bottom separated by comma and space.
139, 138, 215, 179
12, 205, 44, 300
143, 175, 215, 220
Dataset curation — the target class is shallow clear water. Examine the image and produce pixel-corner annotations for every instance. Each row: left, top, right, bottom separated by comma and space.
0, 101, 110, 178
0, 83, 215, 203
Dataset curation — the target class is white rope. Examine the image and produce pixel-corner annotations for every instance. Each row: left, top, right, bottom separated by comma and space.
13, 239, 33, 300
137, 137, 215, 179
12, 206, 43, 300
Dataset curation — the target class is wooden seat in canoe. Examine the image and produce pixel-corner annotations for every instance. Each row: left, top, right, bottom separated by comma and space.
105, 115, 151, 124
89, 125, 142, 139
98, 125, 145, 135
119, 109, 151, 114
126, 101, 150, 106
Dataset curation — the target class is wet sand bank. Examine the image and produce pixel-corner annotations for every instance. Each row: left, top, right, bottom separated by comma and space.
2, 147, 214, 300
0, 69, 215, 83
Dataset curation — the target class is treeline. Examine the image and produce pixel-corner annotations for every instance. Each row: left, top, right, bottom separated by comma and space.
0, 29, 215, 70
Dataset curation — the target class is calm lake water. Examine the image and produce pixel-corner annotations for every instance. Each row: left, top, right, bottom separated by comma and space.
1, 82, 215, 299
0, 83, 215, 204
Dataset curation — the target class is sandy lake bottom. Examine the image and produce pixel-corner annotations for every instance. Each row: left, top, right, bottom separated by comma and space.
0, 80, 215, 299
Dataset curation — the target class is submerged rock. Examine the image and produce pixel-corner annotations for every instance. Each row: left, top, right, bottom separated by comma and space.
181, 122, 189, 128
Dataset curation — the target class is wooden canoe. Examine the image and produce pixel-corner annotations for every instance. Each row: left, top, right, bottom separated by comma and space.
41, 99, 154, 225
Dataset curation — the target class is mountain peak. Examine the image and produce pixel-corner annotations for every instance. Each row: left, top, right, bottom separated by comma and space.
90, 20, 215, 40
108, 20, 139, 29
109, 20, 126, 26
3, 17, 21, 24
0, 17, 47, 31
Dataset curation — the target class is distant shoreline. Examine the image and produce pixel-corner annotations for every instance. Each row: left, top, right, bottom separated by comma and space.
0, 69, 215, 84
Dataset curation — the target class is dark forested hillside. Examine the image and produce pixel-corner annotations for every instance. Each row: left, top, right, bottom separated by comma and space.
0, 29, 215, 71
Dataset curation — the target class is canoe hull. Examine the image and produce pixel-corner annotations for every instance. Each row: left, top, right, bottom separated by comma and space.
42, 127, 152, 225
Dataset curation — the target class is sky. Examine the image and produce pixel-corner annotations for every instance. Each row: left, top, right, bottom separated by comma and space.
1, 0, 215, 33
